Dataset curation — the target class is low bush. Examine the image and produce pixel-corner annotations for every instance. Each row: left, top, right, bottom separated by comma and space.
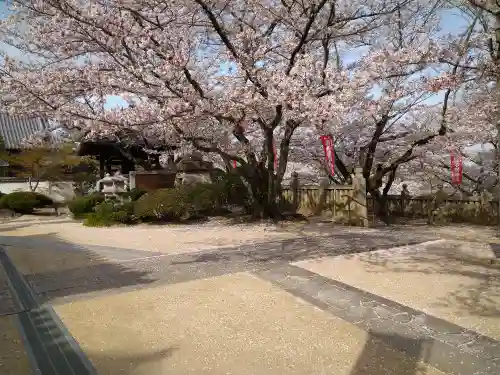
183, 183, 224, 214
67, 193, 105, 218
124, 188, 147, 202
0, 191, 53, 213
83, 201, 136, 227
134, 188, 189, 222
431, 203, 497, 226
212, 171, 250, 208
134, 183, 226, 222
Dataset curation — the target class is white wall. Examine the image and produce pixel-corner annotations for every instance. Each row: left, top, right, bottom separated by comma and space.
0, 180, 76, 202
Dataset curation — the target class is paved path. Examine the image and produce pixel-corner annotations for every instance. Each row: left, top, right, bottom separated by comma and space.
1, 230, 499, 374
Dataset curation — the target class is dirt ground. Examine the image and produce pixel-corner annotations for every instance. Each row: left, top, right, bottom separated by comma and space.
0, 215, 384, 254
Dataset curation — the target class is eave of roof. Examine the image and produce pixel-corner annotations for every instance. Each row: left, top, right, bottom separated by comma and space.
0, 112, 59, 149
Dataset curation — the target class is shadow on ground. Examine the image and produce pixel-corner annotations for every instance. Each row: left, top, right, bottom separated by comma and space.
170, 231, 438, 266
1, 232, 158, 305
350, 331, 433, 375
1, 226, 452, 375
0, 227, 439, 306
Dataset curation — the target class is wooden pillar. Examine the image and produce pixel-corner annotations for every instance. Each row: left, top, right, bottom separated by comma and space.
105, 159, 112, 175
121, 159, 135, 175
99, 152, 105, 179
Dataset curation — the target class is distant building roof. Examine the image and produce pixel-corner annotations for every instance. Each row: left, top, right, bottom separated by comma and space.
0, 112, 58, 149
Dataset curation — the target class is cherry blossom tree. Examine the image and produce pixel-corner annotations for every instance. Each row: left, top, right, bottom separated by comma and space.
437, 2, 500, 197
288, 5, 477, 207
0, 0, 461, 218
295, 3, 500, 210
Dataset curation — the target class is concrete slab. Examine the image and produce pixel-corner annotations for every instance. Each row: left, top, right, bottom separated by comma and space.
0, 315, 32, 375
4, 246, 108, 275
294, 240, 500, 340
54, 272, 446, 375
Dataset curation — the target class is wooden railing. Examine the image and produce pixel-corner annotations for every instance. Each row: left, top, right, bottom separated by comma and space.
367, 195, 500, 225
281, 184, 356, 216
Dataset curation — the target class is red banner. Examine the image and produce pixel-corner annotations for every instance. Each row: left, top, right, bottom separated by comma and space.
450, 150, 462, 185
232, 160, 237, 168
320, 135, 335, 175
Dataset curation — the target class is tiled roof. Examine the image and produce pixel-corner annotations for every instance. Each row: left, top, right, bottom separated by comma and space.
0, 112, 54, 149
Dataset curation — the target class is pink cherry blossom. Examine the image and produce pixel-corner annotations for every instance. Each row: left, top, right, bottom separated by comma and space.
0, 0, 495, 214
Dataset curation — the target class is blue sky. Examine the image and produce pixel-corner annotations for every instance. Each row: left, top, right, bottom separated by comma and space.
104, 95, 129, 109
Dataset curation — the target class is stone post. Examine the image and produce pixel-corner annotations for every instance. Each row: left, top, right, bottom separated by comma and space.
128, 171, 136, 190
290, 172, 300, 212
314, 177, 330, 216
400, 184, 410, 216
352, 167, 368, 227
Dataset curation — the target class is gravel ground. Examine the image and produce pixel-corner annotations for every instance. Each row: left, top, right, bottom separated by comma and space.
0, 215, 498, 255
0, 215, 301, 254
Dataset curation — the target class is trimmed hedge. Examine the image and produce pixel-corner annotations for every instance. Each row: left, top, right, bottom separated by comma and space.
0, 191, 53, 213
83, 201, 136, 227
67, 193, 105, 219
134, 183, 224, 222
134, 188, 189, 221
123, 188, 147, 202
82, 177, 248, 225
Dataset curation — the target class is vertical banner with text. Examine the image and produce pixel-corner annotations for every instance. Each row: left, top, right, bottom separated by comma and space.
320, 135, 335, 176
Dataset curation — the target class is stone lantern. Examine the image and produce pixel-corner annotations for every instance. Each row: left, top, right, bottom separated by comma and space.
175, 152, 213, 186
97, 172, 129, 202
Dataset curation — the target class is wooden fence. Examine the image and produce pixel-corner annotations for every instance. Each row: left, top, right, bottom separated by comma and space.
281, 169, 368, 225
280, 176, 500, 226
281, 184, 355, 214
367, 195, 500, 225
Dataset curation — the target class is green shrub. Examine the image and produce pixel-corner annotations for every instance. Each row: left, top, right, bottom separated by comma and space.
134, 188, 189, 221
124, 188, 147, 202
432, 202, 497, 226
212, 172, 251, 210
112, 201, 136, 224
134, 180, 249, 223
184, 183, 223, 214
68, 193, 105, 218
0, 191, 53, 213
83, 201, 135, 227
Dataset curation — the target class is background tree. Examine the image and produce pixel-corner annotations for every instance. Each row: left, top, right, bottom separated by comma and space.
0, 143, 97, 192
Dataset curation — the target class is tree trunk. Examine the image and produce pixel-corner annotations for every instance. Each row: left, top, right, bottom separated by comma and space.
28, 176, 39, 192
238, 162, 284, 220
371, 189, 391, 225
